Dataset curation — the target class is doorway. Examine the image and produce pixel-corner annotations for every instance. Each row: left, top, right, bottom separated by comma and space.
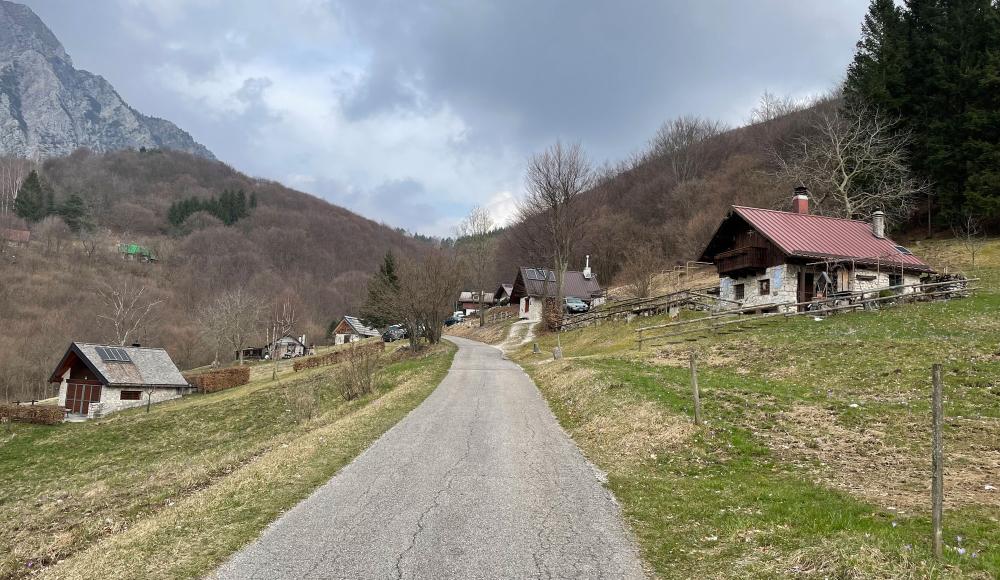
797, 271, 815, 311
65, 382, 101, 415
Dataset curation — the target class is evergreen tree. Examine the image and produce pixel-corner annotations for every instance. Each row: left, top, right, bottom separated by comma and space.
14, 170, 48, 223
58, 194, 91, 232
845, 0, 908, 111
360, 251, 401, 329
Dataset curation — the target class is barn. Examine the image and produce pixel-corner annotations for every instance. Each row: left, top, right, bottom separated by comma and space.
700, 191, 934, 312
49, 343, 192, 419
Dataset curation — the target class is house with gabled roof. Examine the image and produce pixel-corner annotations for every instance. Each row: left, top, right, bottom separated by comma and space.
509, 259, 605, 321
332, 316, 381, 345
49, 343, 192, 419
699, 189, 933, 312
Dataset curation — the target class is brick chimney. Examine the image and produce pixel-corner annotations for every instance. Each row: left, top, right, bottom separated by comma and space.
792, 186, 809, 214
872, 210, 885, 239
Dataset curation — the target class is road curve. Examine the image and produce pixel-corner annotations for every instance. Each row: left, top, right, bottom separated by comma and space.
214, 336, 645, 579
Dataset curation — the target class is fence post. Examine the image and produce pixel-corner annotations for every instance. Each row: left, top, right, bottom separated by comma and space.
638, 328, 643, 351
931, 363, 944, 559
690, 351, 702, 426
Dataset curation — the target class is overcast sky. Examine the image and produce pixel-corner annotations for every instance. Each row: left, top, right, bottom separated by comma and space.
24, 0, 868, 236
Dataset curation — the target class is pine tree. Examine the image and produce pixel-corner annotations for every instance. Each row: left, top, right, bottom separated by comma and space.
845, 0, 908, 111
58, 194, 91, 232
14, 170, 48, 223
359, 251, 401, 329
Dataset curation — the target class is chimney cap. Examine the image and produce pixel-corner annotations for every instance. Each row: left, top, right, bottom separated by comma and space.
793, 185, 809, 196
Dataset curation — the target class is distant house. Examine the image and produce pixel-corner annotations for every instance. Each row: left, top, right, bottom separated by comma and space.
457, 291, 495, 313
332, 316, 381, 345
48, 343, 192, 419
699, 190, 934, 313
493, 284, 513, 306
1, 227, 30, 247
509, 261, 605, 321
238, 334, 312, 360
118, 242, 157, 262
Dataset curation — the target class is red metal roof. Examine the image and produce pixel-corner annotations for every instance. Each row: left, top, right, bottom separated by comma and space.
732, 206, 932, 271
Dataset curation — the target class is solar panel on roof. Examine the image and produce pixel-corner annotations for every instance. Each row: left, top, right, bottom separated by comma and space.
894, 245, 913, 255
96, 346, 131, 363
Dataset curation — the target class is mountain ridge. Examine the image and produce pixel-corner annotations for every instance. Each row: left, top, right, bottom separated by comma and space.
0, 0, 214, 160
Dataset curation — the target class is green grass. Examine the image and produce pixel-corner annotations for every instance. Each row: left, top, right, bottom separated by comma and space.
0, 342, 456, 579
514, 239, 1000, 578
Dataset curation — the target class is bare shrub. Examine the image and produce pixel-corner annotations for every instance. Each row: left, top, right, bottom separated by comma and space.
619, 245, 662, 299
284, 379, 319, 423
338, 341, 384, 401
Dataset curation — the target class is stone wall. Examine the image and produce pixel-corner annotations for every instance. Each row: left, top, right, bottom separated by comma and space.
95, 387, 184, 416
720, 264, 799, 312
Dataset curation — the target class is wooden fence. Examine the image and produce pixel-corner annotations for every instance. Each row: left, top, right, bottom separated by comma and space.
636, 278, 978, 349
559, 285, 725, 331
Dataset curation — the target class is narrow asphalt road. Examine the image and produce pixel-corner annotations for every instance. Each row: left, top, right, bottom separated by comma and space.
214, 336, 645, 580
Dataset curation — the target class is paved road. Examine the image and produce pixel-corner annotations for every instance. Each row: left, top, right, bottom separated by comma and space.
214, 336, 645, 579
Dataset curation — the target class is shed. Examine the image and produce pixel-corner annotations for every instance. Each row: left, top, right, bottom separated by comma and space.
1, 227, 30, 246
332, 316, 381, 345
48, 343, 192, 419
493, 284, 513, 306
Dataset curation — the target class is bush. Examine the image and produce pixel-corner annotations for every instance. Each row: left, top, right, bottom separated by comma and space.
283, 379, 319, 423
293, 340, 384, 372
183, 367, 250, 393
0, 404, 64, 425
338, 342, 384, 401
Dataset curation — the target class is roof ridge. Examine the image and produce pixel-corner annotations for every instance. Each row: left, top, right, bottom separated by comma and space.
733, 205, 874, 225
75, 342, 167, 351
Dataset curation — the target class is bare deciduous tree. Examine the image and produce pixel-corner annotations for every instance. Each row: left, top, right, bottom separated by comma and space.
35, 216, 72, 255
456, 206, 496, 327
777, 100, 927, 223
748, 90, 808, 125
96, 279, 163, 346
266, 299, 296, 380
517, 141, 595, 312
212, 289, 262, 365
648, 116, 727, 182
0, 157, 31, 217
620, 244, 662, 299
952, 214, 987, 269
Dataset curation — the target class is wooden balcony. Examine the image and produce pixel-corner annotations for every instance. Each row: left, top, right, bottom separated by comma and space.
714, 246, 769, 275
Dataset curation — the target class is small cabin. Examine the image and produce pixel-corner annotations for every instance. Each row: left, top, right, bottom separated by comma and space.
48, 343, 192, 419
493, 284, 513, 306
332, 316, 381, 345
457, 291, 495, 314
509, 260, 605, 321
699, 192, 933, 312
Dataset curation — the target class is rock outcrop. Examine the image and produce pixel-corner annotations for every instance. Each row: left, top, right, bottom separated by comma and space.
0, 1, 213, 159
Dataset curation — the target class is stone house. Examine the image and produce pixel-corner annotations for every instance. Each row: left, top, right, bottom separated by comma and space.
509, 259, 606, 322
48, 343, 192, 420
332, 316, 381, 345
699, 192, 934, 312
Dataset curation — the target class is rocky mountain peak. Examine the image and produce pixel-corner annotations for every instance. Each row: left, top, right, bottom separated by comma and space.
0, 1, 214, 160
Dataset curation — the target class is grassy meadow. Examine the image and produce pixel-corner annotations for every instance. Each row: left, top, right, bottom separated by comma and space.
0, 342, 455, 579
510, 238, 1000, 578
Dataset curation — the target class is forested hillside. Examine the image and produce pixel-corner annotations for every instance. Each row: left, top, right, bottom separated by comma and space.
0, 149, 428, 402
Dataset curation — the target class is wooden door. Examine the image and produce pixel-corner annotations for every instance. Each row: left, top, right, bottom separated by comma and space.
797, 272, 815, 311
65, 382, 101, 414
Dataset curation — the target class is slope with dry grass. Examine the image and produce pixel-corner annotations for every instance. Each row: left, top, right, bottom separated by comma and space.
0, 342, 455, 579
511, 238, 1000, 578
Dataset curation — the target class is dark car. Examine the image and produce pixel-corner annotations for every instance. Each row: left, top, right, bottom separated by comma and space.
563, 297, 589, 314
444, 316, 462, 327
382, 325, 407, 342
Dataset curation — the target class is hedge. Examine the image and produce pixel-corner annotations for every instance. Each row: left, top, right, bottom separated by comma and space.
0, 404, 65, 425
293, 340, 385, 372
183, 367, 251, 393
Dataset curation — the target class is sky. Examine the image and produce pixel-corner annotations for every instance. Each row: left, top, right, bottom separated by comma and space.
23, 0, 869, 236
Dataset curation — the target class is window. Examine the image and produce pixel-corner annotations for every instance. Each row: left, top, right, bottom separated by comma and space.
734, 283, 745, 300
889, 273, 903, 288
758, 279, 770, 295
120, 390, 142, 401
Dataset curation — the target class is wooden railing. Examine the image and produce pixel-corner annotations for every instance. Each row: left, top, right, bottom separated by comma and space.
635, 278, 978, 349
559, 285, 725, 331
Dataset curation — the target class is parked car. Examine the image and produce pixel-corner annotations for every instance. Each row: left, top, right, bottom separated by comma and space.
444, 315, 462, 327
382, 325, 407, 342
563, 297, 589, 314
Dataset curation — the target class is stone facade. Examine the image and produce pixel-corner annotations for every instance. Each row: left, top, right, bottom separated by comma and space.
720, 264, 800, 312
719, 264, 923, 311
56, 380, 185, 419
